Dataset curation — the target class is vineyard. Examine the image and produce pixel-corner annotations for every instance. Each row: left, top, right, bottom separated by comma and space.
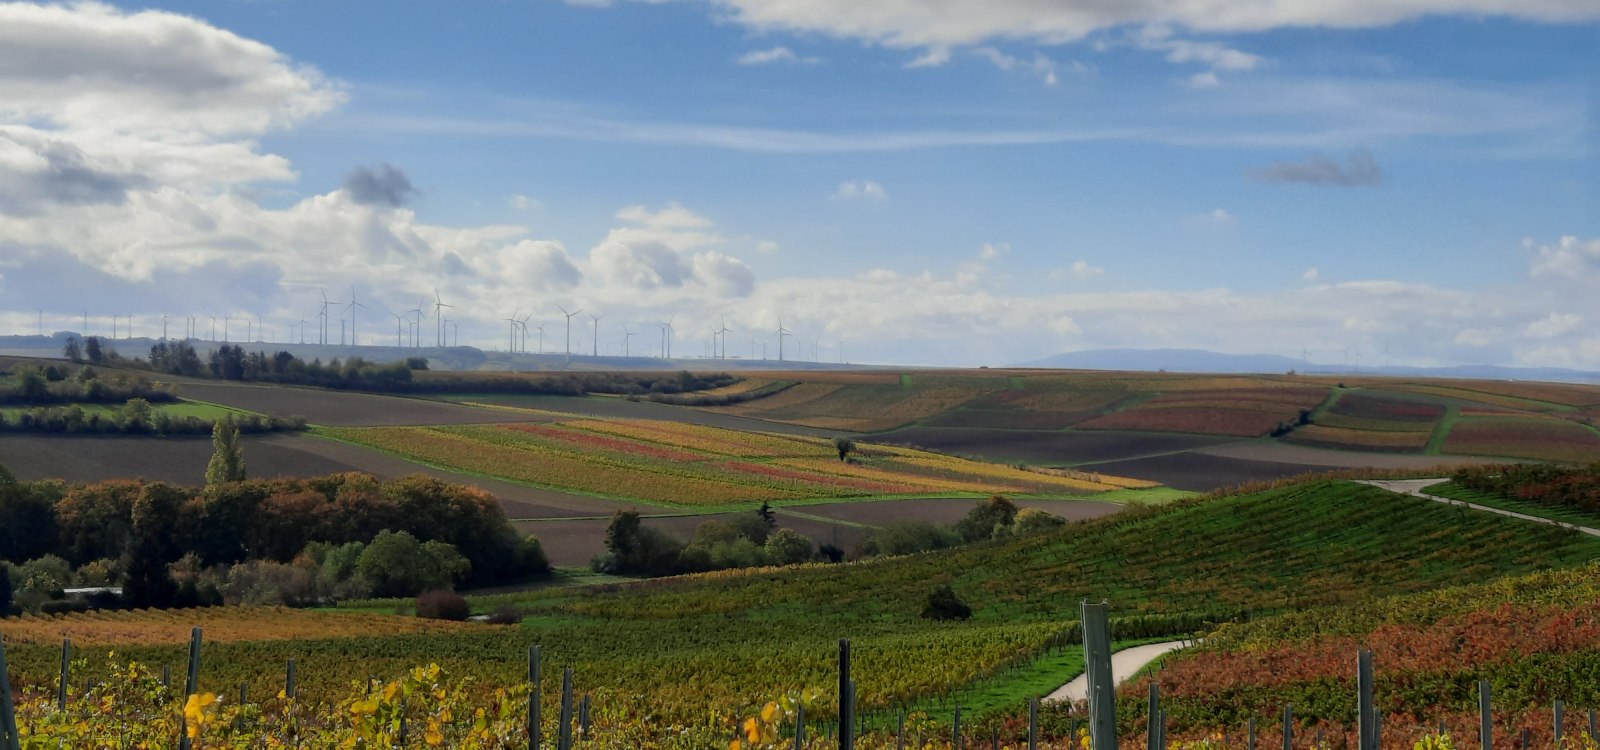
318, 418, 1148, 507
6, 478, 1600, 746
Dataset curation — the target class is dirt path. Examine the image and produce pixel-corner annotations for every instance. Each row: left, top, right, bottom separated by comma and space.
1359, 479, 1600, 537
1044, 640, 1193, 704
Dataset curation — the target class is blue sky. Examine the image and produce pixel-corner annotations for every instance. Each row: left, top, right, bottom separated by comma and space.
0, 1, 1595, 366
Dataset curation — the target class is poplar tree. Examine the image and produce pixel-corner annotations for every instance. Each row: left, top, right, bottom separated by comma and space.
205, 417, 246, 485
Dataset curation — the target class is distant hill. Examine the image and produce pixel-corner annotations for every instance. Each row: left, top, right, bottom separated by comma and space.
1018, 347, 1600, 383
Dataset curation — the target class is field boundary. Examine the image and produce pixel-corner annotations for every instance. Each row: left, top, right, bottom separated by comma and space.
1359, 478, 1600, 537
1424, 404, 1460, 455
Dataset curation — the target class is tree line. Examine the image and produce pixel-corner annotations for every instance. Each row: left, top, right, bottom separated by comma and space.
0, 451, 548, 614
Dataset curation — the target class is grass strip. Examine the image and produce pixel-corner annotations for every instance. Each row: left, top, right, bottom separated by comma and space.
1424, 405, 1460, 455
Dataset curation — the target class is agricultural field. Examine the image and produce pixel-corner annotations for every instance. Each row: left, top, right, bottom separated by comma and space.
5, 478, 1598, 745
1077, 387, 1329, 437
1441, 415, 1600, 463
319, 417, 1151, 508
0, 398, 242, 424
165, 379, 548, 427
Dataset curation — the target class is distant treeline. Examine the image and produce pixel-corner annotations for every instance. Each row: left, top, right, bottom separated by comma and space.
60, 336, 741, 397
0, 470, 548, 613
0, 362, 175, 406
0, 402, 303, 436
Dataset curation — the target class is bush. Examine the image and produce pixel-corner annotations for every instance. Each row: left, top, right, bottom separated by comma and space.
955, 495, 1019, 543
416, 589, 470, 621
1010, 507, 1067, 536
920, 583, 972, 621
764, 528, 814, 565
485, 605, 525, 625
859, 521, 961, 557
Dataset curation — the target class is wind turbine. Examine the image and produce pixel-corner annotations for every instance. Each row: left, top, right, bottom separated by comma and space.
622, 325, 637, 357
590, 314, 602, 357
161, 312, 168, 341
432, 289, 452, 347
558, 305, 581, 356
519, 312, 536, 353
776, 318, 791, 362
391, 312, 406, 347
346, 286, 368, 347
505, 309, 521, 353
319, 290, 341, 346
409, 300, 427, 348
717, 319, 734, 360
662, 314, 675, 359
707, 325, 720, 359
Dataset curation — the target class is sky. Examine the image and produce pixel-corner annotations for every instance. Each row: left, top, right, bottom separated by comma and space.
0, 0, 1595, 367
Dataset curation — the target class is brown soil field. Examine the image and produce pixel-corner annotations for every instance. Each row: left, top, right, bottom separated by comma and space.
167, 381, 545, 426
1282, 424, 1432, 452
871, 427, 1233, 465
1192, 441, 1486, 469
793, 497, 1120, 527
1077, 452, 1333, 491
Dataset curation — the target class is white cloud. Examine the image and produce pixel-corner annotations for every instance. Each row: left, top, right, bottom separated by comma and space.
1526, 312, 1583, 339
1070, 260, 1104, 279
831, 180, 887, 203
904, 46, 951, 68
1197, 208, 1237, 227
736, 46, 820, 65
1302, 267, 1320, 281
972, 47, 1060, 86
1188, 72, 1221, 88
756, 240, 782, 254
1528, 235, 1600, 279
698, 0, 1599, 51
1049, 316, 1083, 336
509, 194, 543, 211
978, 242, 1009, 261
1454, 329, 1495, 347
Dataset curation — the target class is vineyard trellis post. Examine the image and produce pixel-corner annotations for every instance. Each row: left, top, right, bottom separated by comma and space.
1479, 681, 1493, 750
529, 645, 542, 750
1358, 650, 1376, 750
1148, 683, 1162, 750
286, 659, 297, 700
796, 701, 805, 750
0, 633, 20, 750
1555, 700, 1565, 746
840, 639, 854, 750
1589, 708, 1596, 740
178, 626, 202, 750
558, 666, 574, 750
57, 637, 70, 712
1083, 600, 1117, 750
954, 704, 963, 750
1249, 717, 1257, 750
1029, 697, 1039, 750
1282, 705, 1293, 750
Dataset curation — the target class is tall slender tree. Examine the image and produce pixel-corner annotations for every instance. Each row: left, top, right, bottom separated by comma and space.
205, 418, 246, 486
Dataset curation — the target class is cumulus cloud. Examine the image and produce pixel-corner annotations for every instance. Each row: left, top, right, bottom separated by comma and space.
343, 164, 418, 207
972, 47, 1061, 86
736, 46, 820, 65
584, 202, 756, 298
1249, 149, 1385, 187
0, 128, 148, 214
509, 194, 543, 211
1302, 267, 1321, 281
1528, 235, 1600, 279
1052, 260, 1105, 280
832, 180, 887, 202
1526, 312, 1583, 338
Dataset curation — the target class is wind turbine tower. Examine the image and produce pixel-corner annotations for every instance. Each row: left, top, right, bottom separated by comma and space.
347, 287, 368, 347
776, 319, 791, 362
558, 305, 581, 357
590, 314, 602, 357
432, 289, 453, 348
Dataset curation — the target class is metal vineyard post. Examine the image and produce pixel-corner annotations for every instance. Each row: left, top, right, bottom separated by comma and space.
0, 633, 20, 750
1029, 697, 1039, 750
839, 639, 854, 750
529, 645, 542, 750
1083, 600, 1116, 750
286, 659, 297, 700
57, 637, 70, 712
1358, 650, 1376, 750
558, 667, 574, 750
1282, 705, 1293, 750
1479, 681, 1493, 750
1148, 683, 1163, 750
178, 627, 202, 750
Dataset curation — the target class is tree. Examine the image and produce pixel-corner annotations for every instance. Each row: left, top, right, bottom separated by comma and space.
84, 336, 103, 364
124, 482, 186, 608
955, 495, 1019, 543
920, 583, 972, 621
356, 531, 468, 597
0, 563, 12, 615
832, 436, 855, 462
764, 528, 814, 565
205, 418, 246, 486
1011, 507, 1066, 536
62, 337, 82, 363
757, 500, 777, 532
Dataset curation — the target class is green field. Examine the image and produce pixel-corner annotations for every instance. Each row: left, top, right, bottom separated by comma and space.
1424, 480, 1600, 529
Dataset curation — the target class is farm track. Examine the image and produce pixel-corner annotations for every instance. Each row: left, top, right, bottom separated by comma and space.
1045, 640, 1194, 703
1359, 478, 1600, 537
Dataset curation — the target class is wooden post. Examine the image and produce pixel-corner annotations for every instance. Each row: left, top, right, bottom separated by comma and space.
286, 659, 297, 700
177, 627, 202, 750
580, 694, 590, 740
1283, 705, 1293, 750
1083, 601, 1117, 750
1358, 650, 1376, 750
795, 702, 805, 750
1148, 683, 1163, 750
529, 646, 542, 750
1479, 681, 1492, 750
1029, 697, 1039, 750
0, 633, 21, 750
1249, 717, 1258, 750
840, 639, 854, 750
558, 667, 574, 750
954, 705, 963, 750
992, 727, 1000, 750
1556, 701, 1565, 746
57, 637, 70, 712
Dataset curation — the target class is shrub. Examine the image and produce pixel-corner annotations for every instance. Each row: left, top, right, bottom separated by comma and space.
859, 521, 961, 557
1011, 507, 1067, 536
416, 589, 471, 621
955, 495, 1019, 542
764, 528, 814, 565
485, 605, 525, 625
920, 583, 972, 621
